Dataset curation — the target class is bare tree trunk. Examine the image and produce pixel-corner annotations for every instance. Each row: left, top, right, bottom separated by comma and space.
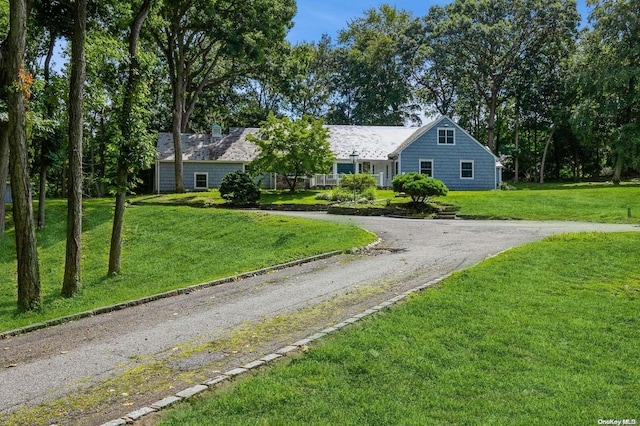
38, 29, 56, 229
487, 85, 498, 153
513, 105, 519, 183
539, 128, 555, 184
171, 102, 185, 192
108, 163, 127, 275
62, 0, 87, 298
108, 0, 151, 275
0, 125, 9, 236
8, 0, 41, 310
612, 151, 623, 184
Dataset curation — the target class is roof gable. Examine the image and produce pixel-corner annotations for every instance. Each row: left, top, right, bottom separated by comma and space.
389, 116, 498, 162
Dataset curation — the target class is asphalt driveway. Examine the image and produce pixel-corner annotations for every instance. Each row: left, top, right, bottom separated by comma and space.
1, 214, 637, 424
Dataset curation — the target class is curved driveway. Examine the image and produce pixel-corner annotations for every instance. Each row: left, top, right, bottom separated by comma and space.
1, 214, 638, 423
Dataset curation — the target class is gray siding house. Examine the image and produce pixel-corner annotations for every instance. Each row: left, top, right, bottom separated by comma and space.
4, 181, 10, 203
156, 127, 275, 192
390, 116, 502, 190
156, 117, 502, 192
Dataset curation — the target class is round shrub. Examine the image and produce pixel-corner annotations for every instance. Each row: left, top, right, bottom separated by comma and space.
339, 173, 378, 194
219, 171, 261, 206
392, 172, 448, 205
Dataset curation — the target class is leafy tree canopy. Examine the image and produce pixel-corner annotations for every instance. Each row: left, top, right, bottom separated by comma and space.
249, 113, 334, 192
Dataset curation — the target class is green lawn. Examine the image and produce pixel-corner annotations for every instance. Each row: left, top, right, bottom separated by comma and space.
135, 183, 640, 224
157, 232, 640, 425
0, 200, 375, 333
440, 183, 640, 223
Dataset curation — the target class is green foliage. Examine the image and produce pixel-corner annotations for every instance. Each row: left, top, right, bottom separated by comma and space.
315, 188, 355, 203
339, 173, 377, 193
219, 171, 261, 206
249, 113, 335, 192
392, 172, 448, 205
155, 232, 640, 425
327, 5, 421, 125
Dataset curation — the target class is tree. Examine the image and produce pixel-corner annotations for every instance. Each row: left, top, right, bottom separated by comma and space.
62, 0, 87, 297
392, 172, 448, 206
425, 0, 579, 153
5, 0, 41, 310
249, 113, 334, 192
219, 170, 261, 206
326, 5, 421, 125
150, 0, 296, 192
572, 0, 640, 183
108, 0, 156, 276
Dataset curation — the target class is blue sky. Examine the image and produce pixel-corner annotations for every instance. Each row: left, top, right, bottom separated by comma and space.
286, 0, 590, 45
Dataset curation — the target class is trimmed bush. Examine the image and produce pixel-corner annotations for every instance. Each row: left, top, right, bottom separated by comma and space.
339, 173, 378, 194
219, 171, 261, 206
392, 172, 448, 206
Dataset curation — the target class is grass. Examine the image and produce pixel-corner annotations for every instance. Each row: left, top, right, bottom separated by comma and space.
156, 231, 640, 425
0, 199, 375, 333
135, 183, 640, 224
440, 182, 640, 223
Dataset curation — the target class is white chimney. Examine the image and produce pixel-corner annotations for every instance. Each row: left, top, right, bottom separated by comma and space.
211, 124, 223, 141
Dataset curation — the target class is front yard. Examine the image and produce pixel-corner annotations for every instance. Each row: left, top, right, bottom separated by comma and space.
135, 182, 640, 224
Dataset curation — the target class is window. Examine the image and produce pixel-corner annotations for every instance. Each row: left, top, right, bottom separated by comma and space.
438, 128, 455, 145
460, 161, 474, 179
419, 160, 433, 177
194, 172, 208, 189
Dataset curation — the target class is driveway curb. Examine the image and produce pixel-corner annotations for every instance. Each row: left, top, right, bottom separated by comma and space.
101, 272, 453, 426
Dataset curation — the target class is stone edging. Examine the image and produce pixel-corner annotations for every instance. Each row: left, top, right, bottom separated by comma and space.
99, 272, 452, 426
0, 239, 381, 341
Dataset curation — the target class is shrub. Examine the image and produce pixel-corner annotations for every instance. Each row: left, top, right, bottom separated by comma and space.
339, 173, 378, 194
392, 172, 448, 206
219, 171, 261, 206
360, 187, 377, 201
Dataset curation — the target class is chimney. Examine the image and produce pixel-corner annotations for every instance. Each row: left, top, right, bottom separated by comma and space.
211, 124, 223, 142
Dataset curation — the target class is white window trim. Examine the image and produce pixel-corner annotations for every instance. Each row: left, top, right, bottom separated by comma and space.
194, 172, 209, 189
460, 160, 474, 179
437, 127, 455, 145
419, 159, 434, 177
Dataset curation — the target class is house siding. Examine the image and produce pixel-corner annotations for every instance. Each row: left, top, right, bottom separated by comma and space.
157, 162, 275, 191
398, 117, 498, 190
4, 182, 11, 203
158, 162, 244, 192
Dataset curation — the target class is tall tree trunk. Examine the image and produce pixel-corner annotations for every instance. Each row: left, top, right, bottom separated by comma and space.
8, 0, 41, 310
539, 128, 555, 184
38, 29, 57, 229
612, 151, 623, 184
172, 93, 185, 193
487, 85, 498, 153
108, 0, 151, 276
513, 105, 519, 183
0, 125, 9, 236
62, 0, 87, 298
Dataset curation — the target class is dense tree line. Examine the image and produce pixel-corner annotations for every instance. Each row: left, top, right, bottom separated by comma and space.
1, 0, 639, 310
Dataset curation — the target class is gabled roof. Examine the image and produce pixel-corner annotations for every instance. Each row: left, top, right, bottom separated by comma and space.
156, 128, 260, 162
387, 116, 500, 164
325, 125, 420, 161
156, 118, 499, 165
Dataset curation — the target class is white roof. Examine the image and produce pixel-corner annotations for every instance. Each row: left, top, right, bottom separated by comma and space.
326, 125, 420, 161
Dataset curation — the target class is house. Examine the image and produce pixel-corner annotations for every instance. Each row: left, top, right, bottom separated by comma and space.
155, 116, 502, 192
389, 116, 502, 190
155, 126, 276, 192
4, 181, 10, 203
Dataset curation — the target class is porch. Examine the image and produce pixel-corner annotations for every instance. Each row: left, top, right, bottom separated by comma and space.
309, 172, 385, 188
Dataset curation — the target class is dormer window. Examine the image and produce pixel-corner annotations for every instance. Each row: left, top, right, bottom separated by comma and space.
438, 128, 455, 145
